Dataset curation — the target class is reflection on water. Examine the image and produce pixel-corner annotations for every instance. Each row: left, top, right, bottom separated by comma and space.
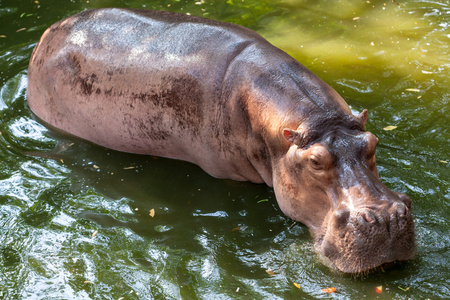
0, 0, 449, 299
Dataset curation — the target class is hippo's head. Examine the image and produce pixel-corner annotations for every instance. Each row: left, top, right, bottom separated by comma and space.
273, 109, 415, 274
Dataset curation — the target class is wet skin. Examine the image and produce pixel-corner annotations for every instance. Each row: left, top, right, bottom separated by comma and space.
27, 8, 415, 273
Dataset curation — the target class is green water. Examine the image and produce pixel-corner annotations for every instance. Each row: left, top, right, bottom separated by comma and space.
0, 0, 448, 299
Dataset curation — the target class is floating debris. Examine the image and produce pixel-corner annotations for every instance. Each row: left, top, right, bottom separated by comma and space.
375, 285, 383, 294
383, 125, 397, 131
322, 287, 336, 293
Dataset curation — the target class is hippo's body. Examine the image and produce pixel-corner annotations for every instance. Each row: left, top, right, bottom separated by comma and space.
27, 8, 415, 273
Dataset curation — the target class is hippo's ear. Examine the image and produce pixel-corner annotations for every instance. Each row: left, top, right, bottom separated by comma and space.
283, 128, 302, 146
356, 109, 369, 129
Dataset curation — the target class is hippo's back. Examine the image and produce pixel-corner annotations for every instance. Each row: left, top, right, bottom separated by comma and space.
27, 8, 280, 182
28, 9, 262, 150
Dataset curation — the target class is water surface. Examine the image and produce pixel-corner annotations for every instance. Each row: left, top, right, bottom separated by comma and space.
0, 0, 449, 299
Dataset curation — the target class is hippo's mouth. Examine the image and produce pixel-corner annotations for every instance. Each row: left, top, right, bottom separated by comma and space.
316, 250, 408, 275
314, 237, 415, 274
318, 249, 415, 275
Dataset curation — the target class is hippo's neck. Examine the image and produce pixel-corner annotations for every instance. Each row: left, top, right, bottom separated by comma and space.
224, 47, 353, 186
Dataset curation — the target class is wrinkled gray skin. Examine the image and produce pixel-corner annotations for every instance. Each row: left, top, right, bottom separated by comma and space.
27, 8, 415, 273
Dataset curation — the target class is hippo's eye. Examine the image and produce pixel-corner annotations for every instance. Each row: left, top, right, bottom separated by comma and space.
307, 145, 332, 171
309, 157, 322, 170
365, 133, 378, 159
367, 152, 377, 169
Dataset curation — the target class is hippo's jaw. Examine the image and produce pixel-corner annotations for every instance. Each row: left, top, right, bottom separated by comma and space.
314, 195, 415, 274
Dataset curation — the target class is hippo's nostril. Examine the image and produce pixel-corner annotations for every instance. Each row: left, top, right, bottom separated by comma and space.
361, 211, 376, 224
401, 205, 408, 217
394, 202, 408, 218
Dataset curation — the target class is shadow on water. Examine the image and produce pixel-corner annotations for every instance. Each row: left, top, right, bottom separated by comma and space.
29, 128, 305, 276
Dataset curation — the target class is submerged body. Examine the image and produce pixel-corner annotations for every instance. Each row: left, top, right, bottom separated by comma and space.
27, 8, 415, 273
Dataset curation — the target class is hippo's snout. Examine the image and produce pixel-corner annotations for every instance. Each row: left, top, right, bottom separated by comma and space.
317, 194, 415, 274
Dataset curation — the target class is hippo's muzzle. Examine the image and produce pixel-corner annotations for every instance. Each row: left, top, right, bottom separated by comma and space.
317, 167, 415, 274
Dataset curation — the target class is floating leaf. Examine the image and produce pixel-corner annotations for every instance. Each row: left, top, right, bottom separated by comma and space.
293, 282, 301, 289
438, 160, 448, 164
149, 208, 155, 217
383, 125, 397, 131
257, 199, 268, 203
266, 270, 275, 276
91, 230, 98, 238
405, 88, 420, 92
322, 287, 336, 293
398, 286, 410, 292
375, 285, 383, 294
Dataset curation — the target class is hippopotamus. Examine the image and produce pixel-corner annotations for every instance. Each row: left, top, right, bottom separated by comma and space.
27, 8, 415, 273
